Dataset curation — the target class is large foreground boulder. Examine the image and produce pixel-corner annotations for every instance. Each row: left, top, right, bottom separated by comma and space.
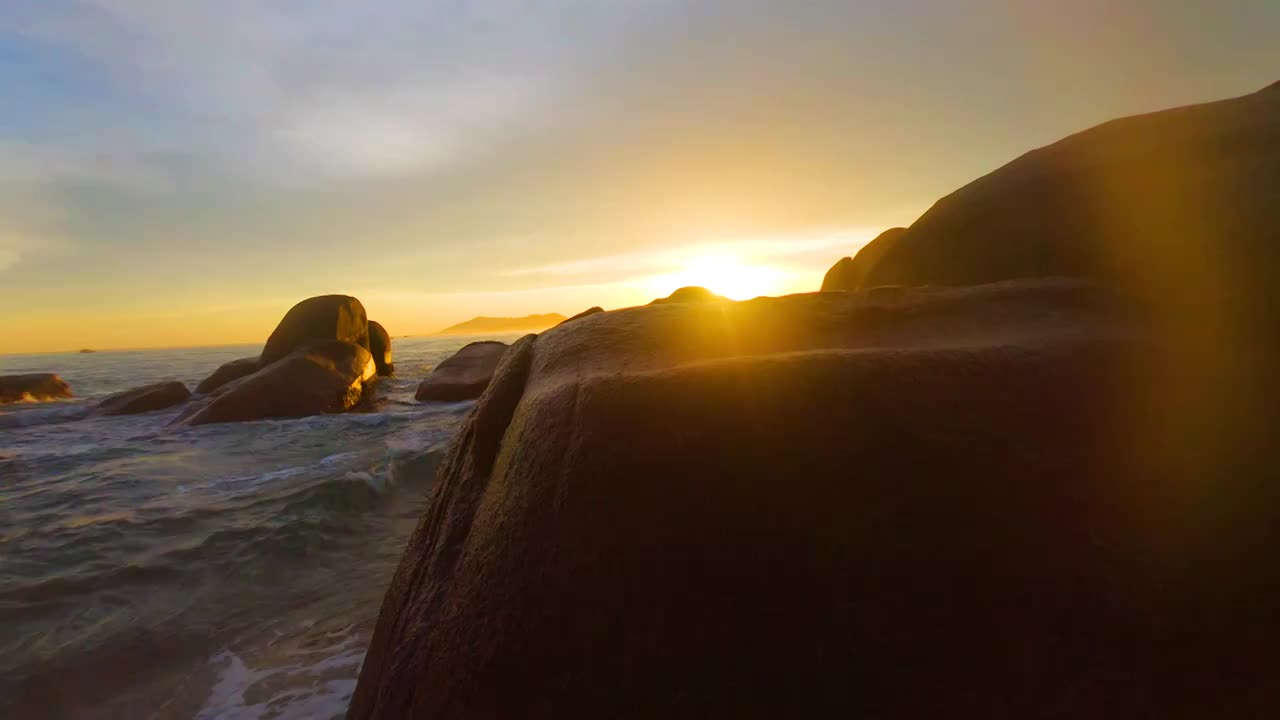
95, 381, 190, 416
185, 341, 375, 425
260, 295, 369, 366
194, 357, 259, 394
0, 374, 72, 403
415, 341, 509, 403
350, 279, 1280, 718
368, 320, 394, 376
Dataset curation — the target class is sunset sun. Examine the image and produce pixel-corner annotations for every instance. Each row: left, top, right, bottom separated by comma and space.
647, 253, 787, 301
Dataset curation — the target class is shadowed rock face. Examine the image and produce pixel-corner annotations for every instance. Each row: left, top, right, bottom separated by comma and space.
648, 286, 727, 304
821, 227, 906, 292
368, 321, 394, 376
260, 295, 369, 366
415, 341, 510, 403
96, 381, 190, 416
349, 278, 1280, 718
185, 341, 375, 425
195, 357, 259, 394
822, 81, 1280, 299
0, 374, 73, 403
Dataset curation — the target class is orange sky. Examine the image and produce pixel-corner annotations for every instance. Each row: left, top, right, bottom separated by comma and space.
1, 1, 1277, 353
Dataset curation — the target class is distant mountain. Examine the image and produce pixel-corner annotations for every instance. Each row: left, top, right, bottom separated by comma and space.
434, 314, 567, 336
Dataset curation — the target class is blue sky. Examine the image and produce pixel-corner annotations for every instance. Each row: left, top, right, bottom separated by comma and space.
2, 1, 1278, 350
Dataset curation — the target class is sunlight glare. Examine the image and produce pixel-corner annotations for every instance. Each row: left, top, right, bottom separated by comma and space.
644, 253, 788, 301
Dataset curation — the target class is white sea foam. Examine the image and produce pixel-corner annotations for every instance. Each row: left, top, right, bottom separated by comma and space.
197, 645, 364, 720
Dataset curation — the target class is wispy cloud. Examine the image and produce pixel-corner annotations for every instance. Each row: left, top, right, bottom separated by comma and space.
275, 74, 545, 179
4, 1, 566, 187
0, 232, 66, 273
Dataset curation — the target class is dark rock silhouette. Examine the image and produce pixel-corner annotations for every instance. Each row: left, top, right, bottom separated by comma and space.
648, 286, 727, 304
195, 357, 259, 394
355, 281, 1238, 718
0, 374, 73, 403
260, 295, 369, 366
415, 341, 510, 403
821, 227, 906, 292
185, 295, 383, 422
560, 307, 605, 325
352, 280, 1280, 718
368, 321, 394, 376
435, 314, 566, 336
95, 382, 190, 416
185, 340, 376, 425
821, 81, 1280, 294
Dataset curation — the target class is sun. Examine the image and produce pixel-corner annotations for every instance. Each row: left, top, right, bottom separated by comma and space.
645, 253, 787, 301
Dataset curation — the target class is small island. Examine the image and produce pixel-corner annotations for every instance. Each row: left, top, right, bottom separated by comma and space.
434, 313, 566, 336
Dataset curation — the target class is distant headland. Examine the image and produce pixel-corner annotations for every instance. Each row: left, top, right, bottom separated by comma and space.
434, 314, 567, 336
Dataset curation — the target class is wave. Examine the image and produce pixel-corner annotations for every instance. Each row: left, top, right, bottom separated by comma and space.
0, 335, 490, 718
1, 445, 446, 614
0, 403, 89, 429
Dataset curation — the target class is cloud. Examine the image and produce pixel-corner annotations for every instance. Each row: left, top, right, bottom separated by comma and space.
0, 232, 66, 273
4, 1, 566, 187
275, 74, 544, 179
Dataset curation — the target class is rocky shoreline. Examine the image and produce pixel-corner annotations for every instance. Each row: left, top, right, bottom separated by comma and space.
344, 82, 1280, 717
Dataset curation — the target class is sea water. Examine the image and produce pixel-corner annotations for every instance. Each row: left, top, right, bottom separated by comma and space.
0, 335, 521, 719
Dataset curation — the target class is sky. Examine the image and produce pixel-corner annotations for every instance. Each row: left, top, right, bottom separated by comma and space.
1, 1, 1277, 352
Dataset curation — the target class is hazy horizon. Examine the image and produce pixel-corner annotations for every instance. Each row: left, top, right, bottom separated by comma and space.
3, 1, 1278, 353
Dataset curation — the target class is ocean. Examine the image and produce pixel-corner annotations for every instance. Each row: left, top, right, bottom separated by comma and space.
0, 335, 522, 719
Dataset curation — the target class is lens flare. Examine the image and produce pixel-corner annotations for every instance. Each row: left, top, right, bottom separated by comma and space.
644, 254, 787, 301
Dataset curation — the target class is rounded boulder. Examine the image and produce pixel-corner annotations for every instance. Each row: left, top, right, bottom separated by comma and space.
96, 381, 191, 416
0, 374, 73, 403
195, 357, 260, 394
185, 340, 376, 425
369, 320, 394, 376
260, 295, 369, 367
415, 341, 509, 402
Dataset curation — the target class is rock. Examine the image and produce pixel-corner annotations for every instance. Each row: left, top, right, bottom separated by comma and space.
195, 357, 260, 394
78, 348, 96, 354
350, 277, 1280, 718
415, 341, 510, 403
369, 321, 394, 376
0, 374, 73, 403
95, 381, 190, 416
820, 227, 907, 292
648, 286, 727, 305
823, 81, 1280, 297
184, 340, 376, 425
560, 307, 605, 325
260, 295, 369, 367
